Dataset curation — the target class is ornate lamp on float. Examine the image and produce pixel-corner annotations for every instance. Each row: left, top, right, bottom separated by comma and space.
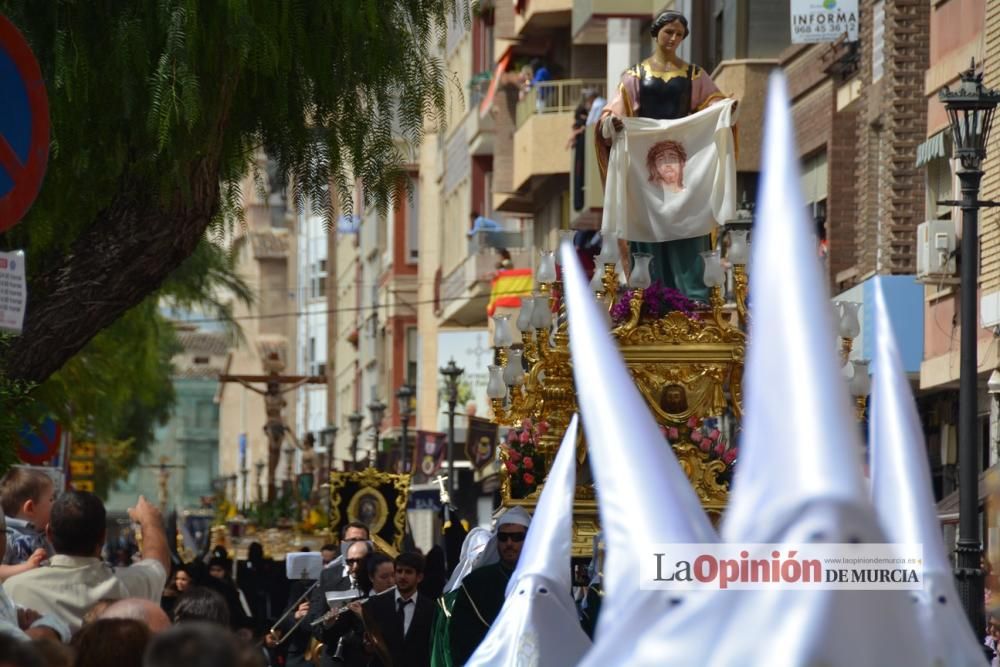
487, 220, 754, 553
846, 359, 871, 421
835, 301, 862, 364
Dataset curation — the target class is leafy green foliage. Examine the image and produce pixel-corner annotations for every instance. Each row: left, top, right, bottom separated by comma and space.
1, 0, 463, 258
0, 0, 460, 484
9, 239, 251, 496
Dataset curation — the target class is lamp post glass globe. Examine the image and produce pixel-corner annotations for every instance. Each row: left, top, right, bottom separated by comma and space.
396, 384, 414, 419
348, 411, 364, 438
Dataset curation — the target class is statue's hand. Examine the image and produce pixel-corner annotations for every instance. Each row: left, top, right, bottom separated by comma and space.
601, 115, 623, 141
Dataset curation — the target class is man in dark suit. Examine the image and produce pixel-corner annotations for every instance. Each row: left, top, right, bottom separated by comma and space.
300, 522, 371, 667
367, 552, 434, 667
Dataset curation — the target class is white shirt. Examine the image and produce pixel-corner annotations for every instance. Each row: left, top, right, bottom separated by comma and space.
394, 589, 418, 636
5, 555, 166, 633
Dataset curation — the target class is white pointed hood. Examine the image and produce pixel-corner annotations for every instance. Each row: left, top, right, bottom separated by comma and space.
606, 72, 930, 667
870, 278, 987, 666
444, 527, 494, 594
560, 242, 717, 666
466, 415, 592, 667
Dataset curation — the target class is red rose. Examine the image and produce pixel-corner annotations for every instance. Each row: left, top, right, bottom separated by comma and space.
522, 473, 535, 485
505, 461, 517, 473
723, 448, 738, 465
519, 431, 531, 444
698, 438, 711, 453
509, 450, 522, 462
537, 421, 549, 435
714, 441, 726, 456
523, 457, 534, 470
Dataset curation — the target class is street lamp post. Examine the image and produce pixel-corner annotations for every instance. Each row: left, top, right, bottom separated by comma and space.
439, 359, 465, 499
396, 385, 414, 473
347, 412, 364, 471
367, 397, 386, 469
254, 460, 265, 503
321, 424, 338, 515
940, 59, 1000, 634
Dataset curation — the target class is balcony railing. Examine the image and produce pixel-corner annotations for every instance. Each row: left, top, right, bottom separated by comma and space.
515, 78, 605, 130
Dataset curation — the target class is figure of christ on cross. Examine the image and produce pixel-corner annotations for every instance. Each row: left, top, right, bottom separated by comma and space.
219, 352, 326, 501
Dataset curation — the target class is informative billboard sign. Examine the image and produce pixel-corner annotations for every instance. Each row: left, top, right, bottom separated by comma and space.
791, 0, 859, 44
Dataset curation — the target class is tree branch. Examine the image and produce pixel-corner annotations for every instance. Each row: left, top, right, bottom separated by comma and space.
2, 163, 220, 383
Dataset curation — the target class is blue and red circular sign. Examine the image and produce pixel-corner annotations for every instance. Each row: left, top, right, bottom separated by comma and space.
17, 416, 61, 465
0, 14, 49, 231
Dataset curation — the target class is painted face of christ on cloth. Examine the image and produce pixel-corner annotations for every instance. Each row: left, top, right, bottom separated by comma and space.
646, 140, 687, 193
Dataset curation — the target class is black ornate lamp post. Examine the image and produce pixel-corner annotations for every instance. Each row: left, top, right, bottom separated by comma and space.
321, 424, 338, 516
939, 59, 1000, 635
439, 359, 465, 499
396, 384, 414, 473
254, 460, 265, 503
347, 411, 364, 471
367, 397, 386, 469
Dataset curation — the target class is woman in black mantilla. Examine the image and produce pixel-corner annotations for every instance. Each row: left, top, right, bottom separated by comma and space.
596, 11, 730, 301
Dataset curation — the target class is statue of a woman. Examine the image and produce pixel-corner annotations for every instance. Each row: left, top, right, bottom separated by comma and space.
596, 11, 731, 301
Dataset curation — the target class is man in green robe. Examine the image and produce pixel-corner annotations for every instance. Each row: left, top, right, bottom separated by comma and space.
444, 508, 531, 666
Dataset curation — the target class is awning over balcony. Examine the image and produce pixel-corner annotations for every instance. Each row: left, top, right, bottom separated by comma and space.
915, 131, 952, 168
936, 463, 994, 521
480, 50, 512, 119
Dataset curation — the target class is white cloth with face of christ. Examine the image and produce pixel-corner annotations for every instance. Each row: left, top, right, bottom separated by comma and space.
601, 99, 738, 244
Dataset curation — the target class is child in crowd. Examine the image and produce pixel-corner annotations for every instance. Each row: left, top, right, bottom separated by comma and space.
0, 468, 55, 579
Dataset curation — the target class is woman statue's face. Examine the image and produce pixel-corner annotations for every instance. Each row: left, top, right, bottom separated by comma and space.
656, 21, 686, 55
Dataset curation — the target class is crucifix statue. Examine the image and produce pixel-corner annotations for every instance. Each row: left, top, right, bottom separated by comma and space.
219, 351, 326, 501
138, 456, 186, 512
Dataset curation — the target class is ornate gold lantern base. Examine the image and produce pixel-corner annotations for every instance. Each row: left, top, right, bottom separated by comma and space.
496, 290, 745, 555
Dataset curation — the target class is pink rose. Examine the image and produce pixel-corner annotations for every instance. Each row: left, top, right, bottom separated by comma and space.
714, 442, 726, 457
509, 450, 522, 462
520, 431, 531, 444
709, 429, 721, 441
690, 430, 703, 443
523, 457, 534, 470
723, 448, 738, 465
687, 416, 699, 428
522, 473, 535, 485
537, 421, 549, 435
505, 461, 517, 473
522, 417, 533, 430
506, 430, 517, 444
667, 427, 679, 440
698, 438, 711, 453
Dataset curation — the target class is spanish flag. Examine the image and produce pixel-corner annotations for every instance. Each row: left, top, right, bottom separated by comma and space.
487, 268, 533, 316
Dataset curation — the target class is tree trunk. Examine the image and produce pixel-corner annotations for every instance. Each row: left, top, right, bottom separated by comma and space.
1, 161, 220, 384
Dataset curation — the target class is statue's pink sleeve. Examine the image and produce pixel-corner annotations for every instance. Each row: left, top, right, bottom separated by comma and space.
595, 70, 640, 183
691, 69, 729, 112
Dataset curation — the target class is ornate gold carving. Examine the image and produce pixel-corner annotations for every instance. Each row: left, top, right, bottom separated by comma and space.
492, 280, 744, 549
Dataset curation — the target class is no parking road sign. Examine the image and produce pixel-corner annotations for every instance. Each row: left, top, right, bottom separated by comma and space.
0, 14, 49, 231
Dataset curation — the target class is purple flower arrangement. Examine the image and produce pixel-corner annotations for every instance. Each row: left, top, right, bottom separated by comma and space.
609, 281, 701, 324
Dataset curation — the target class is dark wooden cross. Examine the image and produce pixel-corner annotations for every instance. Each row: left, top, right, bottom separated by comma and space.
137, 456, 187, 512
219, 352, 326, 501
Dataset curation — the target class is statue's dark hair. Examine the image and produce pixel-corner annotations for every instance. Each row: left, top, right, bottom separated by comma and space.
650, 11, 689, 38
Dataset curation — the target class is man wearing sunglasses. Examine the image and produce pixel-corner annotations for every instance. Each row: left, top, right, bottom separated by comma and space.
449, 507, 531, 665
